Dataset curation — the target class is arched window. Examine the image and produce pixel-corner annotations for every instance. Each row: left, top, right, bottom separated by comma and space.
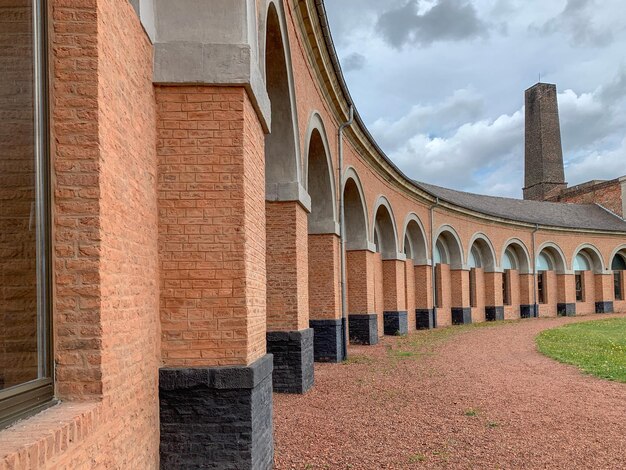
613, 254, 626, 301
502, 250, 518, 271
573, 253, 591, 302
573, 254, 591, 271
0, 0, 51, 428
536, 253, 553, 271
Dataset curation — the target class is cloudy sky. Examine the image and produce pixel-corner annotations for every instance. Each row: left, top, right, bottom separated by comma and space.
324, 0, 626, 198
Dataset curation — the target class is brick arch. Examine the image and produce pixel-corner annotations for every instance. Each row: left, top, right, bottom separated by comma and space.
501, 238, 532, 274
372, 196, 400, 259
571, 243, 605, 274
304, 112, 337, 234
401, 213, 429, 265
263, 0, 304, 203
434, 225, 464, 270
537, 242, 568, 274
467, 233, 497, 272
343, 167, 370, 251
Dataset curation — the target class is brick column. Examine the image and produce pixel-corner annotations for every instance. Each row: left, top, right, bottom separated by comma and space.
518, 273, 536, 318
265, 200, 313, 393
415, 264, 435, 329
346, 250, 378, 344
308, 233, 343, 362
382, 259, 408, 335
436, 264, 452, 326
451, 269, 472, 324
484, 271, 504, 321
157, 86, 273, 467
471, 268, 486, 323
405, 260, 416, 331
594, 273, 615, 313
557, 273, 577, 316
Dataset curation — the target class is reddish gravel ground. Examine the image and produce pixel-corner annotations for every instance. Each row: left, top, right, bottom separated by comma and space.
273, 314, 626, 469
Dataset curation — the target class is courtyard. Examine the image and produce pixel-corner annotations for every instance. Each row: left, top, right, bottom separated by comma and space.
274, 315, 626, 469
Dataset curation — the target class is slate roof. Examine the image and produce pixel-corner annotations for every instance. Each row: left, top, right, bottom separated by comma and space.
414, 181, 626, 232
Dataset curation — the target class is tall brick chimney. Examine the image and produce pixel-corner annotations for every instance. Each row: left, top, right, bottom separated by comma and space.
523, 83, 567, 201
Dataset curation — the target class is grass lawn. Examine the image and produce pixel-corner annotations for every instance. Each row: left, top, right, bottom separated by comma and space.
536, 317, 626, 383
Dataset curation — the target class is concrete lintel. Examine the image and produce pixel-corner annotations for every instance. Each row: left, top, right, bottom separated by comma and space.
266, 181, 312, 213
383, 252, 407, 262
154, 42, 271, 132
308, 221, 341, 237
129, 0, 156, 43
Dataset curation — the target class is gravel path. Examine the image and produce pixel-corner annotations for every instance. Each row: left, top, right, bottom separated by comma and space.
273, 314, 626, 469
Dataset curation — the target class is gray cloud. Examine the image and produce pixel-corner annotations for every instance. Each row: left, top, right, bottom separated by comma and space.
343, 52, 367, 72
532, 0, 614, 47
376, 0, 490, 49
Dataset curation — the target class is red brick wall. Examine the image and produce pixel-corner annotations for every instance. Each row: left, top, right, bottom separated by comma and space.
404, 260, 416, 330
157, 85, 266, 367
504, 270, 521, 319
414, 265, 433, 310
266, 201, 309, 331
308, 234, 340, 320
554, 180, 623, 218
346, 250, 375, 314
373, 252, 384, 335
471, 268, 485, 323
436, 264, 452, 326
382, 259, 406, 312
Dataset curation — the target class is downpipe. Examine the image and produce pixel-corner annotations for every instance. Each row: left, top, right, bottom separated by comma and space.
532, 224, 539, 317
339, 105, 354, 360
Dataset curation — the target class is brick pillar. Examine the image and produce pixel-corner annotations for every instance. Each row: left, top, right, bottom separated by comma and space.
157, 86, 273, 468
382, 259, 408, 335
471, 268, 486, 323
415, 264, 435, 329
504, 269, 521, 319
404, 260, 416, 331
557, 273, 576, 316
451, 269, 472, 324
308, 233, 344, 362
374, 252, 384, 336
436, 264, 452, 326
594, 273, 615, 313
518, 273, 536, 318
265, 200, 313, 393
346, 250, 378, 344
484, 271, 504, 321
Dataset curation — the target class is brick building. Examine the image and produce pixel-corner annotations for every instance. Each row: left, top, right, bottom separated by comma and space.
0, 0, 625, 469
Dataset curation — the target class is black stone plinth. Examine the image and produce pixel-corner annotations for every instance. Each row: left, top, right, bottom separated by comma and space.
416, 308, 436, 330
557, 303, 576, 317
520, 304, 537, 319
383, 311, 408, 335
485, 306, 505, 322
309, 318, 345, 363
452, 307, 472, 325
266, 329, 314, 394
348, 314, 378, 345
159, 354, 274, 470
595, 301, 614, 314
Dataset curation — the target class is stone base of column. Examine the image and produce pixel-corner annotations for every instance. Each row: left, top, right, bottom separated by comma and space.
485, 306, 504, 322
383, 311, 408, 335
595, 301, 614, 314
415, 308, 436, 330
266, 329, 314, 394
557, 303, 576, 317
452, 307, 472, 325
309, 319, 345, 363
520, 304, 538, 318
348, 314, 378, 345
159, 355, 274, 470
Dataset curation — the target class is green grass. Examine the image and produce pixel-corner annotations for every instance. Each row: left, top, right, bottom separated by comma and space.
536, 318, 626, 383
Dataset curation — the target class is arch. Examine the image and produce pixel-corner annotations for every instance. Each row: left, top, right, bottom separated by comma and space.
343, 167, 369, 251
264, 1, 303, 201
304, 112, 338, 234
401, 213, 429, 265
433, 225, 464, 269
609, 244, 626, 270
571, 244, 605, 274
371, 196, 399, 259
500, 238, 532, 274
467, 233, 497, 272
536, 242, 568, 274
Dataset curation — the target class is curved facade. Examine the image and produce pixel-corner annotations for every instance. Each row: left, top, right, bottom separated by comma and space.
1, 0, 625, 468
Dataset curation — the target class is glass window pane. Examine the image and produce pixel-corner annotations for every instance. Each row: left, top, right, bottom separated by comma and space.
0, 0, 46, 392
612, 254, 626, 271
536, 253, 552, 271
574, 254, 590, 272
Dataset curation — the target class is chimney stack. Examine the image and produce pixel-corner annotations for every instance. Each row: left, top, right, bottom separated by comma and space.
523, 83, 567, 201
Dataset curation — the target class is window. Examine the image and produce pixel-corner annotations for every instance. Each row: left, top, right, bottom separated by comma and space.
469, 269, 477, 307
0, 0, 52, 428
614, 272, 623, 301
503, 270, 511, 306
537, 272, 546, 304
575, 273, 584, 302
